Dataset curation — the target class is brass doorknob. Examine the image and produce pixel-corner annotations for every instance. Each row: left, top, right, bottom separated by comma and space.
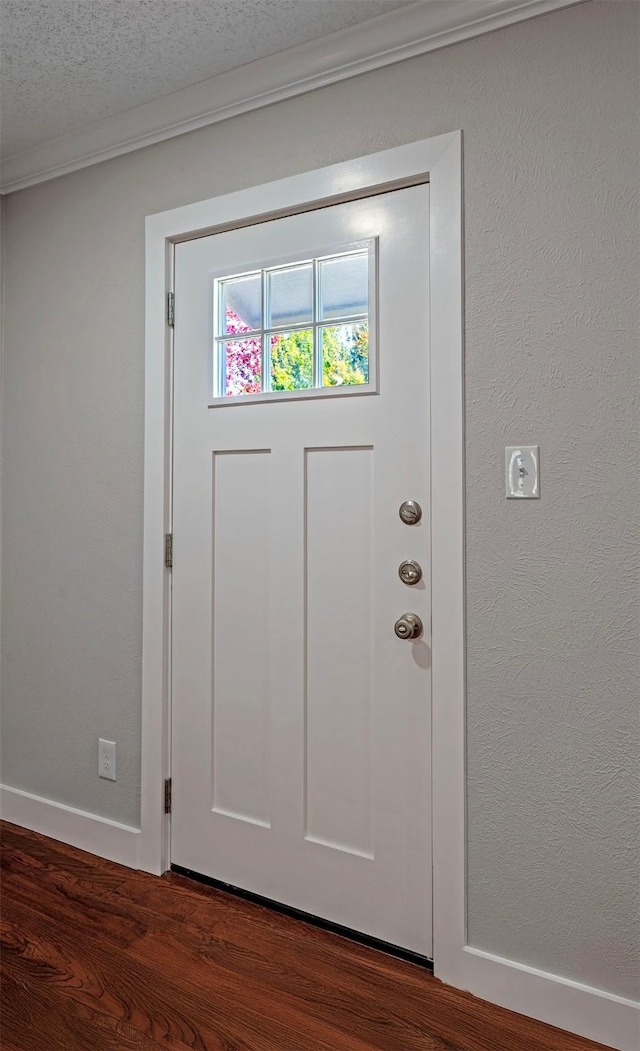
394, 613, 423, 640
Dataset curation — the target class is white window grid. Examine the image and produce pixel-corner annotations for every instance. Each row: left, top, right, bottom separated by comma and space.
213, 247, 371, 398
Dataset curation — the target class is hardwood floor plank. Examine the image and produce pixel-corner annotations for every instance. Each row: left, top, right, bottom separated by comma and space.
1, 820, 132, 885
2, 897, 382, 1051
126, 929, 446, 1051
0, 965, 168, 1051
3, 841, 446, 1050
2, 845, 149, 949
3, 844, 465, 1051
0, 822, 609, 1051
2, 903, 250, 1051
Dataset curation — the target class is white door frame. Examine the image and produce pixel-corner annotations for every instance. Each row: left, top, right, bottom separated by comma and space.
142, 126, 463, 966
142, 132, 639, 1048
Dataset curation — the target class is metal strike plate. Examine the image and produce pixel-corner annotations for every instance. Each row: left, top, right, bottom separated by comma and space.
399, 500, 422, 525
398, 559, 422, 585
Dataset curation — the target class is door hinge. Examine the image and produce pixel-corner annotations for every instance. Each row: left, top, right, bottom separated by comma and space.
164, 777, 172, 814
167, 291, 175, 327
165, 532, 173, 569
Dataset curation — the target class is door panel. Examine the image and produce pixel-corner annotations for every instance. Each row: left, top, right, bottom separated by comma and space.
212, 449, 271, 828
171, 186, 432, 955
305, 445, 374, 858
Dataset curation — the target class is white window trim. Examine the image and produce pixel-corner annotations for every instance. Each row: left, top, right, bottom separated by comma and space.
143, 133, 638, 1051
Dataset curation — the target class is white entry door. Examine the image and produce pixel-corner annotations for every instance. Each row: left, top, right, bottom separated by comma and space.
171, 186, 432, 956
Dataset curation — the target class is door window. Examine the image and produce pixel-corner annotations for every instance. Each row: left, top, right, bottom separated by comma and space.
213, 243, 375, 401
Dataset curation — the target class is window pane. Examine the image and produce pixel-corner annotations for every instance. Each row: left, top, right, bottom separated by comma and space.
270, 329, 314, 391
321, 323, 369, 387
319, 253, 368, 321
222, 337, 262, 396
220, 274, 261, 335
267, 265, 313, 328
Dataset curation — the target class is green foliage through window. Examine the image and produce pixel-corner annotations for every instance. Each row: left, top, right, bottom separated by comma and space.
271, 330, 313, 391
268, 324, 369, 391
322, 324, 369, 387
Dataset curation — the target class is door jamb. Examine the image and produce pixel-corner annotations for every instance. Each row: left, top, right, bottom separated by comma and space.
142, 132, 465, 983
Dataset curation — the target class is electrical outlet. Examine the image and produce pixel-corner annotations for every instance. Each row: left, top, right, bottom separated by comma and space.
98, 739, 117, 781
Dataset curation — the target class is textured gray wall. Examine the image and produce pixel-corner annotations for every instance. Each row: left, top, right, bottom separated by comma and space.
1, 1, 638, 1000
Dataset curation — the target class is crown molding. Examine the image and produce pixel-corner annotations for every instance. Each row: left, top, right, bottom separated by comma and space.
1, 0, 583, 194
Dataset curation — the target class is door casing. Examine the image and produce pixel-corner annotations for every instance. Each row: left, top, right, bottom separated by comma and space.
142, 132, 464, 984
143, 129, 640, 1051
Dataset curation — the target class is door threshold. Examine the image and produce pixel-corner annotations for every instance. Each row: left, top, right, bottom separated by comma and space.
170, 864, 434, 972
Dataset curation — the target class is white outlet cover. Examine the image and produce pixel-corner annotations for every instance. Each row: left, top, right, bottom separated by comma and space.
505, 445, 540, 499
98, 738, 117, 781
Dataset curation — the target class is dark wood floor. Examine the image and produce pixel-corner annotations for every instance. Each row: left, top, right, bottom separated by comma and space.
1, 822, 608, 1051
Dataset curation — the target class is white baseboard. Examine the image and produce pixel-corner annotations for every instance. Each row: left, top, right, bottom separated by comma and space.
0, 784, 141, 870
437, 945, 639, 1051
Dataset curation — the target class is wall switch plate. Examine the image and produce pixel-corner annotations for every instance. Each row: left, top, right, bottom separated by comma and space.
505, 445, 539, 498
98, 738, 117, 780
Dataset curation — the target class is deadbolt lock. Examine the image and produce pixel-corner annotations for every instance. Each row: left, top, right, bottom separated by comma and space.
399, 500, 422, 525
398, 559, 422, 586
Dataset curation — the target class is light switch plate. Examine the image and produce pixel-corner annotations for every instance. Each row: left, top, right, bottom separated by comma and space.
505, 445, 539, 498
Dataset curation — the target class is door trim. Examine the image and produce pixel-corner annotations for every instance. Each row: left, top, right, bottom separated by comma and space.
142, 133, 640, 1050
143, 128, 464, 975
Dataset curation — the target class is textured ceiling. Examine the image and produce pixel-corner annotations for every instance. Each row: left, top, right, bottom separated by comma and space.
0, 0, 412, 158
